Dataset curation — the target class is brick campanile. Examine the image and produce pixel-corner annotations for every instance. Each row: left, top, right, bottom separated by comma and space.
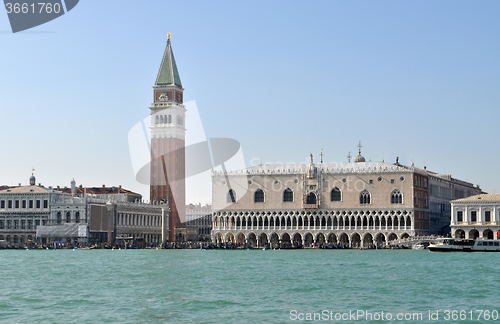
150, 34, 186, 242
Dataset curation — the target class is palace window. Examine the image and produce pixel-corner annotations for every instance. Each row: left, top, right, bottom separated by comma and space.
485, 211, 491, 222
306, 192, 317, 205
390, 189, 403, 204
43, 200, 48, 208
75, 212, 80, 223
29, 200, 33, 208
57, 212, 62, 225
15, 200, 19, 208
457, 211, 463, 222
36, 200, 40, 208
283, 188, 294, 202
471, 211, 477, 222
359, 190, 371, 204
22, 200, 26, 208
254, 189, 264, 203
66, 211, 71, 223
330, 187, 341, 202
226, 189, 236, 203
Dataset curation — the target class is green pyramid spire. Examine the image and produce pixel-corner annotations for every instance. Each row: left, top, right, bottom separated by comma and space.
155, 36, 182, 88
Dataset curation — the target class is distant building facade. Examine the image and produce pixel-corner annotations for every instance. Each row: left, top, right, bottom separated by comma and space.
211, 150, 483, 247
428, 172, 483, 234
0, 175, 65, 246
450, 194, 500, 240
1, 176, 169, 247
186, 203, 212, 241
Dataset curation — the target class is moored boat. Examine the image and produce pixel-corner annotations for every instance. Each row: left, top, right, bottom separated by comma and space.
428, 238, 500, 252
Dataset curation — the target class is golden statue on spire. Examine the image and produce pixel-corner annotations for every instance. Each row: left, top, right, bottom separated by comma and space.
167, 32, 171, 40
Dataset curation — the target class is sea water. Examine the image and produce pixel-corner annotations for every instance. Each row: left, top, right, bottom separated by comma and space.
0, 249, 498, 323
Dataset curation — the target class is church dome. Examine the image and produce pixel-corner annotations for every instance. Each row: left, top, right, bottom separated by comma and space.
354, 154, 365, 163
353, 141, 365, 163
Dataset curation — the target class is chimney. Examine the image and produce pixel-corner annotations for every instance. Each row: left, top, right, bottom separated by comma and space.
102, 184, 105, 188
18, 183, 21, 186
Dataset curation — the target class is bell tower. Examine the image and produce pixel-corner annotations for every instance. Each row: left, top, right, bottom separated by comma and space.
150, 33, 186, 242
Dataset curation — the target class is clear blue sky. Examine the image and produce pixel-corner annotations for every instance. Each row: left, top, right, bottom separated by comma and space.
1, 1, 500, 203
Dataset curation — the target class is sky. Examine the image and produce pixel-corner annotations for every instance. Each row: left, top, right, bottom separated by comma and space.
1, 1, 500, 204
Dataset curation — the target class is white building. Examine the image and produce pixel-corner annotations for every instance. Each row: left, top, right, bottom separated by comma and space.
451, 194, 500, 240
0, 175, 68, 246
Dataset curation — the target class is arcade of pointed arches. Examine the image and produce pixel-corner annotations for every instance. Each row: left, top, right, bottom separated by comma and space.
213, 231, 410, 248
212, 208, 413, 247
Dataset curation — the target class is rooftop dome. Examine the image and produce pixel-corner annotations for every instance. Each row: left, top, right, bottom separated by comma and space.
354, 154, 365, 163
29, 174, 36, 185
354, 141, 365, 163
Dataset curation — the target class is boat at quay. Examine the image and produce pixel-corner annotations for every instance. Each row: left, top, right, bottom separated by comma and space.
428, 238, 500, 252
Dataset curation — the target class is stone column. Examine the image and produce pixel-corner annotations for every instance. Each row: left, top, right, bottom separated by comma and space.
160, 204, 169, 245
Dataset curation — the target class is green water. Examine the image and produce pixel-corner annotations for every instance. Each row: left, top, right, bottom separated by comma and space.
0, 249, 498, 323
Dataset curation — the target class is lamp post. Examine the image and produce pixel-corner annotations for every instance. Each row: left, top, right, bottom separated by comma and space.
105, 200, 114, 247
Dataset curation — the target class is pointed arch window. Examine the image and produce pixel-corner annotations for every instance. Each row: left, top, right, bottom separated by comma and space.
391, 189, 403, 204
359, 190, 371, 204
330, 187, 342, 202
283, 188, 294, 202
254, 189, 264, 203
226, 189, 236, 203
306, 192, 317, 204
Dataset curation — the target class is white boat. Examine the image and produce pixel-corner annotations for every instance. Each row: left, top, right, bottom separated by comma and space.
412, 244, 425, 250
428, 238, 500, 252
